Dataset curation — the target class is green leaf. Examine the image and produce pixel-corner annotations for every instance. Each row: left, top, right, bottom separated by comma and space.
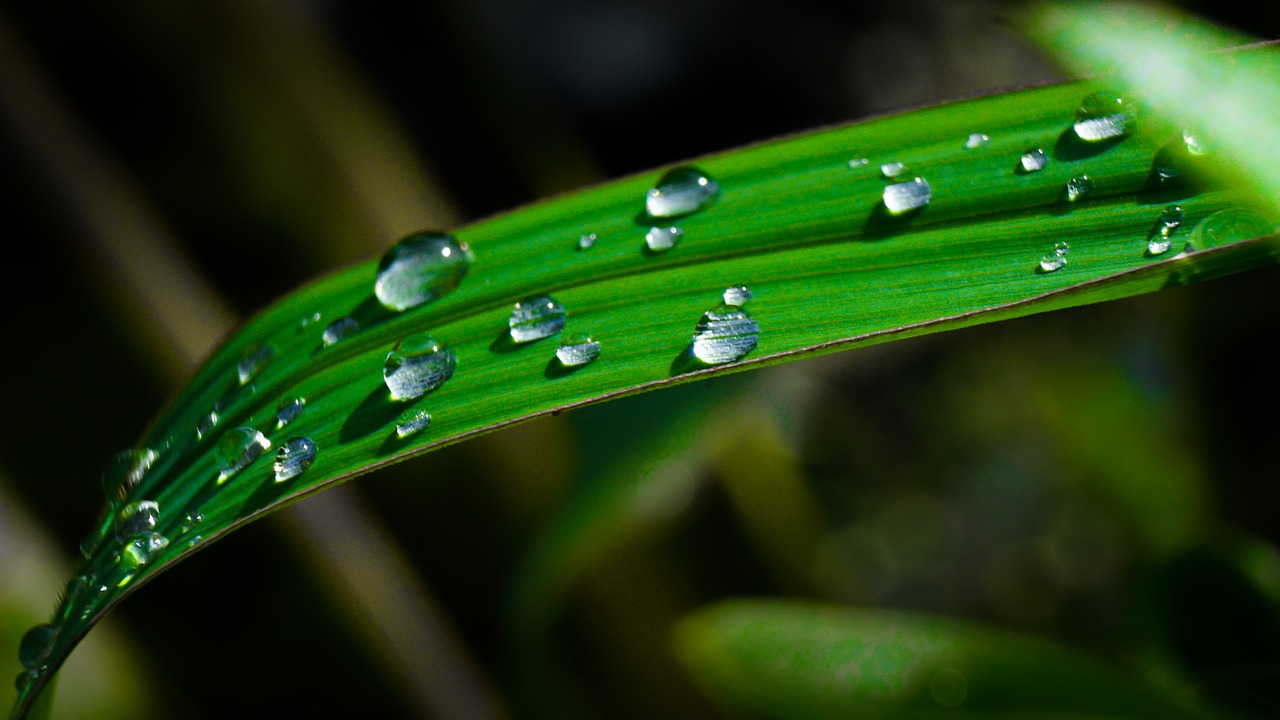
12, 29, 1280, 720
673, 599, 1204, 719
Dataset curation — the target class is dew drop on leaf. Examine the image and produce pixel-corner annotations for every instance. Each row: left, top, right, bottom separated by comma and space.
722, 285, 753, 305
17, 624, 55, 672
577, 233, 597, 250
120, 532, 169, 570
645, 225, 683, 252
383, 333, 457, 401
509, 295, 567, 342
882, 177, 931, 215
645, 166, 720, 218
1073, 91, 1135, 142
196, 408, 219, 441
274, 437, 317, 482
1065, 175, 1093, 202
880, 161, 907, 178
322, 316, 360, 347
374, 231, 473, 312
275, 396, 306, 429
236, 343, 276, 385
1147, 205, 1185, 256
1019, 148, 1048, 173
964, 133, 989, 149
1038, 242, 1070, 272
692, 303, 760, 364
182, 511, 202, 533
215, 428, 271, 481
395, 406, 433, 438
556, 333, 601, 367
114, 500, 160, 540
101, 448, 159, 506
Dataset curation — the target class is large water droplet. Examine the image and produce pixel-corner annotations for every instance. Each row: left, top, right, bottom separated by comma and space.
722, 285, 753, 305
1073, 91, 1135, 142
120, 532, 169, 570
275, 396, 306, 429
882, 177, 931, 215
556, 333, 601, 367
237, 343, 275, 385
577, 233, 597, 250
383, 333, 457, 401
1147, 205, 1185, 256
691, 303, 760, 364
374, 231, 473, 312
880, 161, 907, 178
645, 166, 720, 218
1065, 175, 1093, 202
215, 428, 271, 481
965, 133, 990, 149
1019, 148, 1048, 173
322, 316, 360, 347
645, 225, 683, 252
114, 500, 160, 540
509, 295, 567, 342
274, 437, 317, 482
395, 406, 433, 438
18, 624, 55, 672
1038, 242, 1070, 273
102, 448, 159, 505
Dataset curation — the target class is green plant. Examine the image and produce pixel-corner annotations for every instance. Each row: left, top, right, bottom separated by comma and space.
4, 2, 1280, 718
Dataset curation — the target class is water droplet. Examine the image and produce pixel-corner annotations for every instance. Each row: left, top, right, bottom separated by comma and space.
645, 225, 683, 252
1154, 153, 1181, 181
395, 406, 433, 438
196, 409, 219, 441
1073, 91, 1135, 142
1189, 208, 1278, 250
645, 166, 720, 218
722, 285, 753, 305
882, 177, 931, 215
1019, 148, 1047, 173
322, 316, 360, 347
187, 535, 203, 548
577, 233, 597, 250
275, 396, 306, 429
120, 532, 169, 570
274, 437, 317, 482
101, 448, 159, 505
18, 624, 55, 672
215, 427, 271, 481
374, 231, 473, 312
880, 161, 907, 178
1038, 241, 1070, 272
509, 295, 567, 342
182, 511, 202, 533
114, 500, 160, 540
556, 333, 601, 367
236, 343, 275, 385
691, 303, 759, 364
1182, 129, 1207, 155
965, 133, 989, 149
383, 333, 457, 401
1065, 175, 1093, 202
1144, 205, 1186, 257
297, 311, 322, 331
847, 158, 869, 168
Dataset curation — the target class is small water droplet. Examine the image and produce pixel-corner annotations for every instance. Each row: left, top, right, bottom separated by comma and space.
645, 166, 720, 218
1065, 175, 1093, 202
395, 406, 433, 438
215, 427, 271, 481
297, 311, 322, 331
577, 233, 597, 250
383, 334, 457, 401
114, 500, 160, 540
1182, 129, 1208, 155
1038, 241, 1070, 272
645, 225, 683, 252
722, 285, 753, 305
120, 532, 169, 570
847, 157, 869, 168
182, 511, 202, 533
964, 133, 989, 149
196, 409, 219, 441
274, 437, 317, 482
18, 624, 55, 672
236, 343, 276, 385
880, 161, 907, 178
1073, 91, 1135, 142
374, 231, 473, 312
1146, 206, 1184, 256
275, 396, 306, 429
556, 333, 601, 367
1019, 148, 1048, 173
187, 535, 203, 548
509, 295, 567, 342
882, 177, 931, 215
102, 448, 159, 505
1154, 154, 1181, 181
691, 303, 760, 364
322, 316, 360, 347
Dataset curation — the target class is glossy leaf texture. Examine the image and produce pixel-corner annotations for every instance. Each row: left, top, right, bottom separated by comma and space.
12, 42, 1280, 719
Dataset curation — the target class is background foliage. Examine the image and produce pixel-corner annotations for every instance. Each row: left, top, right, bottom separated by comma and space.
2, 1, 1279, 718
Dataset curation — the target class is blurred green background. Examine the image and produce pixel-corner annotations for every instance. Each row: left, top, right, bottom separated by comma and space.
2, 1, 1279, 718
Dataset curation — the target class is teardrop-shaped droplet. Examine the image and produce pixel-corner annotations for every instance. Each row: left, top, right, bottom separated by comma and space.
102, 448, 159, 505
556, 333, 601, 367
182, 511, 202, 533
1146, 205, 1184, 256
577, 233, 597, 250
215, 427, 271, 481
1182, 129, 1207, 156
645, 166, 720, 218
196, 409, 219, 441
374, 231, 473, 312
237, 343, 276, 385
880, 161, 907, 178
1038, 241, 1070, 273
322, 316, 360, 347
1019, 148, 1048, 173
1065, 175, 1093, 202
882, 177, 931, 215
692, 303, 759, 364
645, 225, 683, 252
275, 396, 306, 429
114, 500, 160, 540
395, 406, 433, 438
509, 295, 567, 342
722, 285, 753, 305
965, 133, 989, 149
120, 532, 169, 570
274, 437, 317, 482
1073, 91, 1135, 142
18, 624, 55, 672
383, 333, 457, 401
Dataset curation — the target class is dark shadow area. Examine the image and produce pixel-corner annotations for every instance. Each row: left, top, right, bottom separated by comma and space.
860, 201, 926, 240
489, 328, 523, 354
669, 344, 705, 376
241, 469, 297, 514
544, 356, 583, 379
338, 383, 401, 443
1051, 125, 1126, 162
